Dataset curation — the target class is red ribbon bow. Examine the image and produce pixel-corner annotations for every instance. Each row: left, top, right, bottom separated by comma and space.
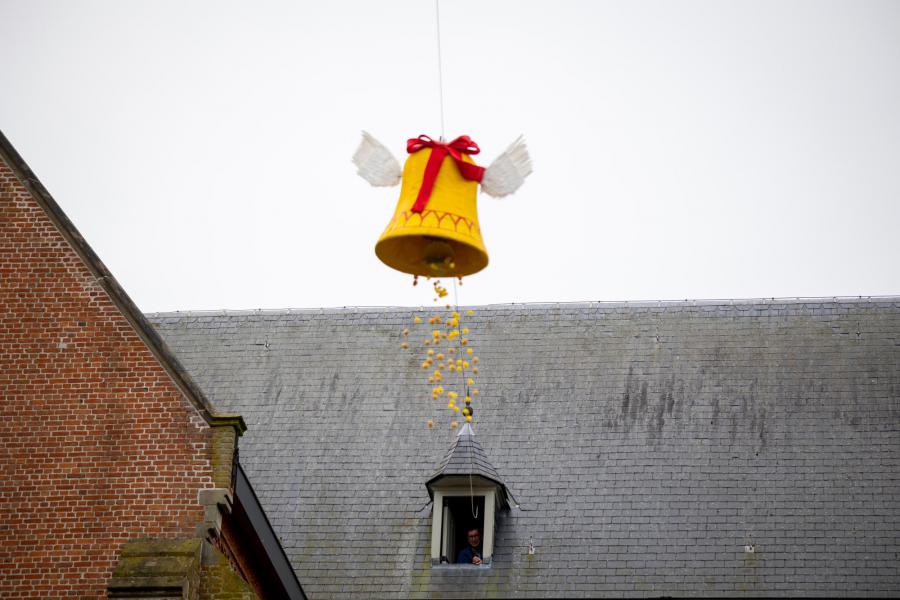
406, 135, 485, 213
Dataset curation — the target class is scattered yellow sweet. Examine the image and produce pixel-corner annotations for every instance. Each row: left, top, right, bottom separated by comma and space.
472, 356, 478, 363
465, 415, 472, 423
400, 342, 409, 349
428, 376, 434, 383
472, 389, 479, 396
448, 391, 458, 399
421, 362, 429, 369
467, 378, 475, 385
453, 406, 460, 413
427, 419, 433, 428
461, 338, 468, 346
447, 402, 454, 409
432, 330, 441, 338
427, 349, 434, 356
447, 330, 459, 340
467, 348, 474, 355
472, 367, 478, 374
448, 348, 455, 354
450, 421, 458, 429
436, 353, 444, 360
462, 327, 469, 334
467, 309, 474, 316
464, 396, 471, 404
402, 328, 409, 337
415, 316, 422, 324
462, 407, 469, 416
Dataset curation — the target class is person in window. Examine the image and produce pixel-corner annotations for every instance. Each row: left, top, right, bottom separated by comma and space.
456, 527, 483, 565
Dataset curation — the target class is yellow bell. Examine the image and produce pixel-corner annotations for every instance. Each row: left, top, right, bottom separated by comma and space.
375, 148, 488, 277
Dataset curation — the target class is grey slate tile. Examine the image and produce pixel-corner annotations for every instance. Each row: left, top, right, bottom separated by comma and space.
148, 299, 900, 599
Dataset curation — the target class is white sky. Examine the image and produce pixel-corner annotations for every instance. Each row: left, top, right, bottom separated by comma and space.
2, 0, 898, 312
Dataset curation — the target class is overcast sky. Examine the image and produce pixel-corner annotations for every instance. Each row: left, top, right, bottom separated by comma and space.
2, 0, 898, 312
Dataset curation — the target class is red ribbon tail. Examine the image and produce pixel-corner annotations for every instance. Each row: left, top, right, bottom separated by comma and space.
411, 147, 448, 213
457, 161, 485, 183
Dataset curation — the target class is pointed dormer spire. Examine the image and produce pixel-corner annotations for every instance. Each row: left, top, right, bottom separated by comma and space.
426, 425, 509, 509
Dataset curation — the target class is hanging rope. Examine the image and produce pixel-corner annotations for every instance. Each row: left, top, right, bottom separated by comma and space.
453, 278, 479, 520
434, 0, 446, 141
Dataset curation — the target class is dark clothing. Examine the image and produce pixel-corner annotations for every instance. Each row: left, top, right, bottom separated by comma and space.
456, 545, 482, 564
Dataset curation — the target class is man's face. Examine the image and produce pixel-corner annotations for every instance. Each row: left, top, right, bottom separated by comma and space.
467, 529, 481, 547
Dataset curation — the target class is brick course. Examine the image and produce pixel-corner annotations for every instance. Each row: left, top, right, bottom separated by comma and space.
0, 153, 216, 597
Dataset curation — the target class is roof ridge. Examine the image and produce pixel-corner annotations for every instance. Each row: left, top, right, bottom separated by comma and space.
146, 295, 900, 318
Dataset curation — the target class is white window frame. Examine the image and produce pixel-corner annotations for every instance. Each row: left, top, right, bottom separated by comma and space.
431, 485, 496, 565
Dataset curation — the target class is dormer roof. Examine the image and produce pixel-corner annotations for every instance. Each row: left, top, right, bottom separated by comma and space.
426, 423, 509, 508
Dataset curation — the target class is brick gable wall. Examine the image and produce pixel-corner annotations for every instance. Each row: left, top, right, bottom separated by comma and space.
0, 157, 216, 597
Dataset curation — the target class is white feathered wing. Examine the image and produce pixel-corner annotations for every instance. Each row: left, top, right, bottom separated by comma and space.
352, 131, 402, 187
480, 136, 533, 198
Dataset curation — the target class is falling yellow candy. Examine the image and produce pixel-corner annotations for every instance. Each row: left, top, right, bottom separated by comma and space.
448, 391, 458, 399
402, 328, 409, 336
427, 349, 434, 356
400, 342, 409, 349
448, 348, 455, 354
472, 389, 479, 396
465, 415, 472, 423
472, 356, 478, 363
462, 407, 469, 416
467, 378, 475, 385
467, 309, 474, 316
436, 353, 444, 360
472, 367, 478, 374
427, 419, 433, 428
462, 327, 469, 334
415, 316, 422, 324
461, 338, 468, 346
421, 362, 429, 369
465, 396, 471, 404
462, 361, 469, 368
467, 348, 474, 355
453, 406, 460, 413
450, 421, 458, 429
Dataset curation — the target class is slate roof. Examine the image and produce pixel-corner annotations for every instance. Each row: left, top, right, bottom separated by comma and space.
149, 298, 900, 598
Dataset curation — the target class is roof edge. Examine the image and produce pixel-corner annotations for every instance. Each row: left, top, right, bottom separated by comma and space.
234, 463, 306, 599
145, 295, 900, 317
0, 130, 244, 435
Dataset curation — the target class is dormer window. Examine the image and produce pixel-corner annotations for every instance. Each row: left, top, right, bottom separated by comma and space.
426, 423, 509, 566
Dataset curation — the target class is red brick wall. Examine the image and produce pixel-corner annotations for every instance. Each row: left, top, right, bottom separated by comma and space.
0, 156, 216, 597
